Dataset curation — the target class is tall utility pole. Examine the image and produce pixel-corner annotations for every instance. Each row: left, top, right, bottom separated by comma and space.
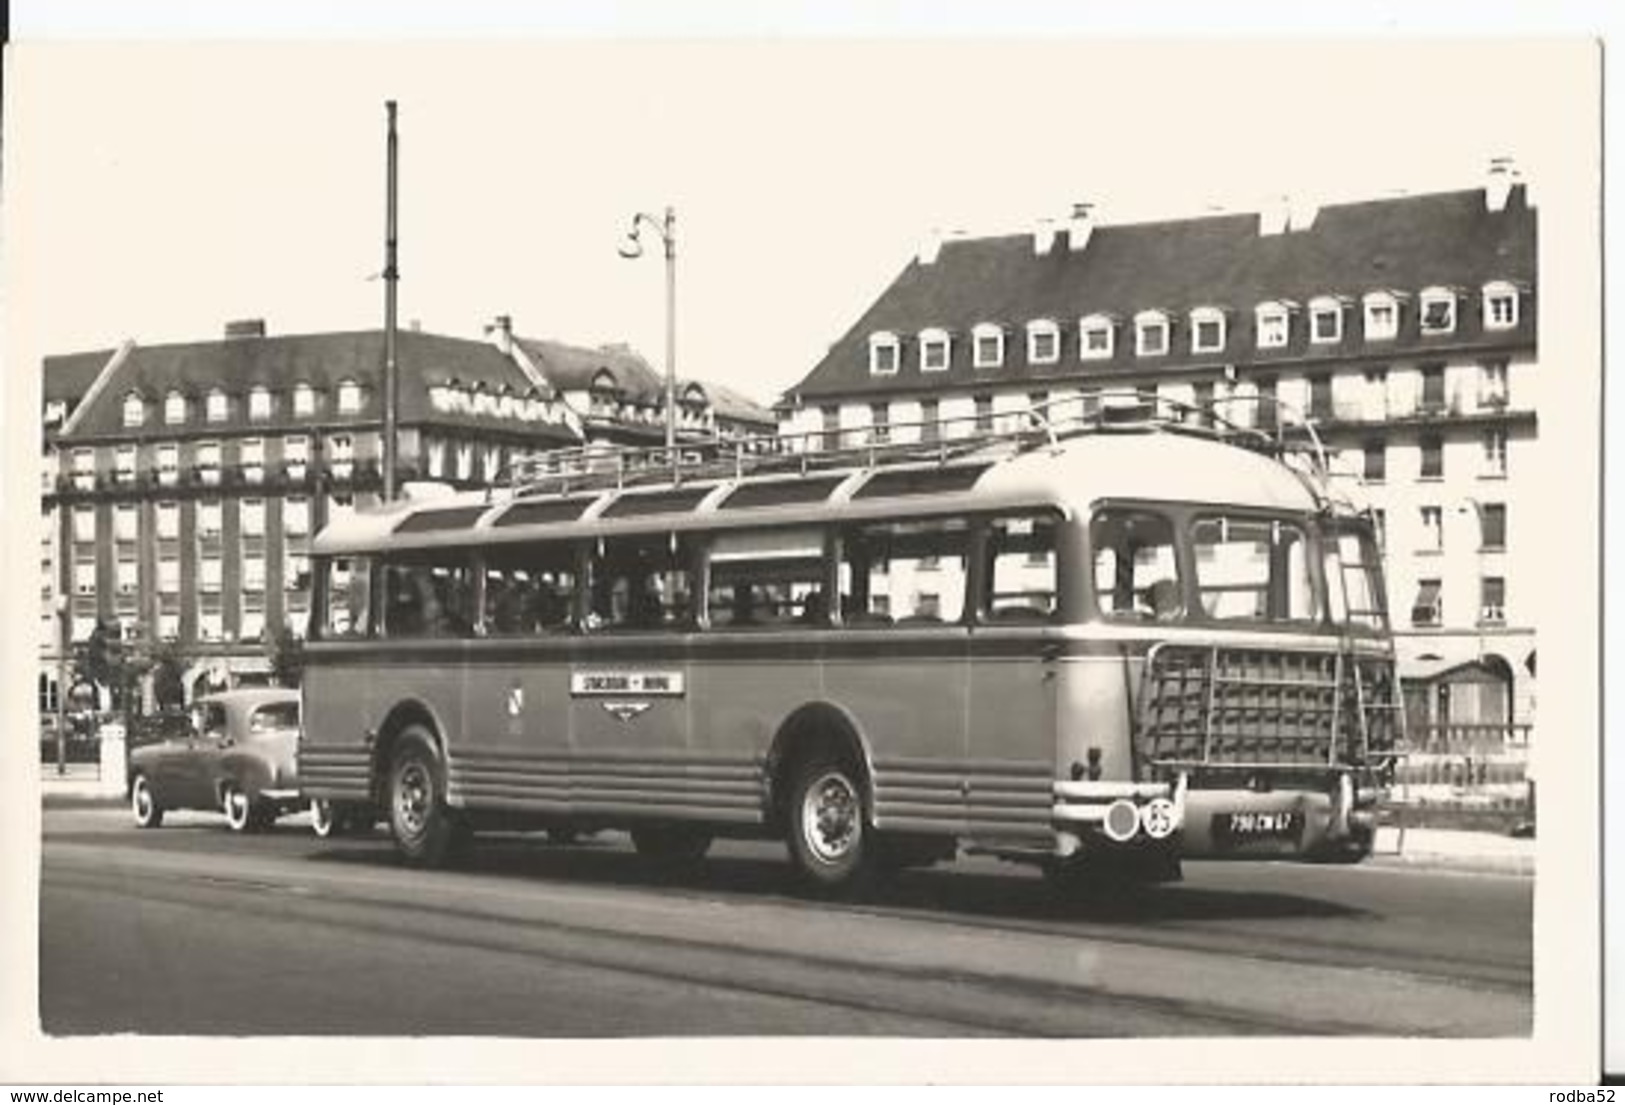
382, 100, 400, 502
618, 205, 678, 482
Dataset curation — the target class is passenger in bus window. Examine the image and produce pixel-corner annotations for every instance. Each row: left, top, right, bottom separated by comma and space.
1143, 578, 1183, 621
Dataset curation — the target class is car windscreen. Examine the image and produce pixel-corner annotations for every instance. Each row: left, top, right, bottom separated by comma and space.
249, 702, 300, 733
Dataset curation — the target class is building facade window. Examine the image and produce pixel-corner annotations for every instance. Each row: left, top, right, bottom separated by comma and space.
240, 609, 265, 643
241, 498, 265, 538
241, 438, 265, 483
249, 386, 273, 420
1483, 429, 1508, 477
115, 446, 137, 484
1079, 314, 1114, 360
165, 391, 187, 425
1480, 503, 1507, 550
1309, 297, 1343, 344
285, 553, 310, 591
329, 435, 355, 480
196, 442, 221, 484
1479, 361, 1510, 407
920, 399, 940, 443
157, 501, 180, 540
1026, 320, 1060, 365
206, 389, 229, 423
198, 499, 223, 538
1483, 281, 1519, 329
72, 506, 96, 543
116, 558, 138, 595
1363, 292, 1399, 340
1481, 577, 1506, 625
74, 562, 96, 596
337, 379, 363, 414
114, 504, 138, 542
1189, 307, 1225, 354
1308, 375, 1333, 419
243, 555, 266, 592
867, 332, 900, 376
1419, 364, 1447, 412
1419, 506, 1444, 552
869, 402, 890, 444
158, 612, 180, 641
818, 406, 839, 451
199, 611, 224, 642
284, 435, 309, 479
157, 444, 179, 485
71, 449, 95, 490
1363, 368, 1389, 419
200, 556, 222, 593
1255, 303, 1289, 349
972, 323, 1004, 369
1420, 433, 1444, 479
293, 382, 316, 416
1362, 439, 1386, 482
122, 392, 146, 428
974, 393, 994, 432
1411, 578, 1442, 627
919, 328, 951, 372
1419, 287, 1457, 334
1134, 311, 1169, 357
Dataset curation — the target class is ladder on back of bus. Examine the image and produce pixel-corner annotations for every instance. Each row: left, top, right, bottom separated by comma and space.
507, 389, 1335, 498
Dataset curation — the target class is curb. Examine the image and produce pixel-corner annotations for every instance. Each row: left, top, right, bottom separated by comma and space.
1366, 846, 1534, 877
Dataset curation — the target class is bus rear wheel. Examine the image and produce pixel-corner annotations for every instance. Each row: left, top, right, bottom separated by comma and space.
786, 756, 872, 894
386, 728, 466, 867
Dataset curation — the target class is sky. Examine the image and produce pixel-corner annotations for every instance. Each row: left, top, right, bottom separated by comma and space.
2, 38, 1595, 410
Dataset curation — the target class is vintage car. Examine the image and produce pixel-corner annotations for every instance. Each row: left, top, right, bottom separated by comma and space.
128, 688, 308, 832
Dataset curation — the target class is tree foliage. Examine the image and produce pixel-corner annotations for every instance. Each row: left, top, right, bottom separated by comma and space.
266, 625, 305, 688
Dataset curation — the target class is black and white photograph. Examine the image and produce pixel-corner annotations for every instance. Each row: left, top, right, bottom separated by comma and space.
0, 24, 1603, 1087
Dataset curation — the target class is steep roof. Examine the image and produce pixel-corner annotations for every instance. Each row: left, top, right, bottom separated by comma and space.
678, 379, 776, 427
515, 337, 665, 402
43, 350, 114, 405
788, 185, 1537, 402
54, 328, 570, 442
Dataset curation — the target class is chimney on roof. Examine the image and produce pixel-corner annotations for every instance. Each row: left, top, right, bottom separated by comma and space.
485, 314, 514, 355
1288, 196, 1319, 232
408, 319, 421, 332
1485, 156, 1518, 212
1068, 202, 1095, 252
224, 318, 266, 340
1032, 217, 1058, 257
917, 227, 944, 266
1258, 195, 1290, 237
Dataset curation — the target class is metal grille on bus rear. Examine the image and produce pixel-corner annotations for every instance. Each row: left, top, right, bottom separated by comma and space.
393, 505, 491, 534
494, 498, 599, 527
720, 477, 845, 510
600, 486, 714, 518
1136, 645, 1399, 771
851, 465, 990, 500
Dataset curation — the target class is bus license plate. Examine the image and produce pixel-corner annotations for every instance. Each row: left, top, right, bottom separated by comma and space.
1212, 810, 1302, 847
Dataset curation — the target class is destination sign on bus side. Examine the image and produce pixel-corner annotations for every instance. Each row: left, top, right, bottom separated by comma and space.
570, 671, 686, 697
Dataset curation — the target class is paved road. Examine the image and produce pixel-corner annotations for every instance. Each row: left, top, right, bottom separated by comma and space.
39, 805, 1531, 1037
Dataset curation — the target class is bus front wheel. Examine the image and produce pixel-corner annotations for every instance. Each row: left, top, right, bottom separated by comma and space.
386, 729, 466, 867
786, 756, 871, 893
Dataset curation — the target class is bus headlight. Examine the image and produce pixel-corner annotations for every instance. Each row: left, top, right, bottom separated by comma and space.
1141, 797, 1178, 840
1103, 799, 1139, 842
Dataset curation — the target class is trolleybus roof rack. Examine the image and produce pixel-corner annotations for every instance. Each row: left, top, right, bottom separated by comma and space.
507, 390, 1338, 500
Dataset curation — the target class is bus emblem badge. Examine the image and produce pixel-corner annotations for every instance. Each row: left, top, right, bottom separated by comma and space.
603, 701, 651, 722
506, 685, 524, 717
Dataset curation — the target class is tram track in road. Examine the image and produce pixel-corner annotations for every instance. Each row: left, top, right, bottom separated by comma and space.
41, 832, 1531, 1036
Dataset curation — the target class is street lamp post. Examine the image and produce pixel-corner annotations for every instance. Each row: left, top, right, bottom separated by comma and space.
618, 205, 677, 482
55, 595, 69, 776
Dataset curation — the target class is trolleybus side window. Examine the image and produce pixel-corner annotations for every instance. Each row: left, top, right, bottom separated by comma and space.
986, 513, 1059, 622
321, 555, 374, 639
482, 542, 579, 635
587, 534, 695, 632
1191, 515, 1318, 623
381, 553, 478, 638
1324, 524, 1388, 630
1091, 509, 1181, 621
840, 518, 969, 626
708, 528, 827, 628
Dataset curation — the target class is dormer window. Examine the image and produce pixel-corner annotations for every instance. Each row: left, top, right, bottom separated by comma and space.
919, 328, 951, 372
972, 323, 1005, 369
1363, 292, 1400, 341
249, 386, 273, 420
1309, 296, 1344, 344
1079, 314, 1115, 360
1189, 307, 1226, 354
122, 392, 146, 428
164, 390, 187, 425
867, 332, 899, 375
1483, 281, 1519, 329
1255, 302, 1290, 349
1134, 311, 1169, 358
205, 388, 229, 423
1026, 319, 1060, 365
1419, 287, 1457, 335
337, 379, 363, 414
293, 382, 316, 416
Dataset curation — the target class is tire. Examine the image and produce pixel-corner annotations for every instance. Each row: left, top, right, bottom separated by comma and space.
386, 728, 466, 867
630, 825, 712, 864
785, 755, 872, 893
223, 783, 258, 833
130, 774, 164, 829
311, 798, 336, 838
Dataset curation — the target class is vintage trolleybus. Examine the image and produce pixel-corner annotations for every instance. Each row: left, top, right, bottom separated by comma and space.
298, 398, 1402, 892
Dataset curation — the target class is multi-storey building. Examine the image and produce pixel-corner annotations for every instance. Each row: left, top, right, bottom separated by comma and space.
40, 319, 772, 706
778, 165, 1538, 735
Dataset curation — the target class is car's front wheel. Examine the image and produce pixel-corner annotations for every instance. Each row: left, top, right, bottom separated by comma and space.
222, 783, 262, 833
130, 774, 163, 829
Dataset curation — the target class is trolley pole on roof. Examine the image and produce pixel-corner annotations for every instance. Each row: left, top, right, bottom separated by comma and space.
618, 205, 678, 483
382, 100, 401, 502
